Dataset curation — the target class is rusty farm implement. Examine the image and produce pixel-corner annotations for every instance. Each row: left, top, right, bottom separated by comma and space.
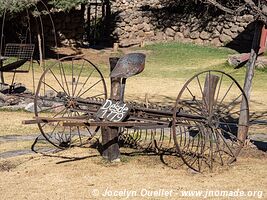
23, 53, 249, 172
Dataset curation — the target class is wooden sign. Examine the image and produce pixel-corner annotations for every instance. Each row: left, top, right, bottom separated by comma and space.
96, 99, 129, 122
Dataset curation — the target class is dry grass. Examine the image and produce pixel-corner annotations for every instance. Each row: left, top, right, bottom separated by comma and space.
0, 111, 39, 136
0, 140, 33, 152
0, 147, 266, 200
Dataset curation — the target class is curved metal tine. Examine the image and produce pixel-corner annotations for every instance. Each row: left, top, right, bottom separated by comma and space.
188, 128, 197, 156
217, 117, 245, 144
198, 124, 207, 171
143, 129, 149, 148
212, 127, 224, 166
160, 128, 166, 149
168, 127, 172, 147
138, 129, 143, 142
214, 129, 237, 159
182, 125, 189, 151
208, 128, 214, 170
136, 129, 141, 143
203, 127, 213, 162
153, 129, 157, 150
193, 124, 202, 170
182, 123, 198, 156
179, 101, 203, 117
134, 129, 140, 143
125, 129, 133, 145
145, 129, 153, 150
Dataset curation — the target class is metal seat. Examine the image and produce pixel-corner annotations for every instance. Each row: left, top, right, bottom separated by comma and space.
110, 53, 146, 78
109, 53, 146, 102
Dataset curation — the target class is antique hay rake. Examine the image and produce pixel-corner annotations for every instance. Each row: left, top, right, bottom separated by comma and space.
24, 53, 249, 172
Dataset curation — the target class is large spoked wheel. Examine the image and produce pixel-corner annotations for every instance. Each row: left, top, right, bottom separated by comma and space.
172, 70, 249, 172
34, 56, 107, 149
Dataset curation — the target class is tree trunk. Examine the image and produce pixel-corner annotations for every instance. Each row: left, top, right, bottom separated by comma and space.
36, 21, 44, 70
238, 21, 263, 141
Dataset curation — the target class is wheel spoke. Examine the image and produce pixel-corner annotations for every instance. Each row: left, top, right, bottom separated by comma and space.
73, 60, 85, 97
218, 81, 234, 108
77, 79, 103, 98
76, 68, 96, 97
60, 62, 71, 97
49, 68, 68, 96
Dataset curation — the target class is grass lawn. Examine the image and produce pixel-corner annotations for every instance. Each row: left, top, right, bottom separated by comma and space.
0, 41, 266, 138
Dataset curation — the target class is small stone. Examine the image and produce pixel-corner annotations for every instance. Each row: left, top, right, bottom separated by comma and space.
174, 32, 184, 40
25, 102, 41, 113
137, 30, 145, 37
45, 90, 57, 99
165, 28, 175, 37
223, 29, 233, 37
242, 14, 254, 23
211, 30, 220, 38
236, 16, 243, 22
143, 23, 150, 32
230, 25, 239, 32
219, 34, 232, 43
237, 27, 245, 33
183, 28, 190, 38
193, 38, 204, 45
224, 24, 230, 29
145, 31, 155, 38
189, 31, 199, 39
137, 23, 144, 30
210, 38, 222, 47
199, 31, 211, 40
216, 25, 223, 32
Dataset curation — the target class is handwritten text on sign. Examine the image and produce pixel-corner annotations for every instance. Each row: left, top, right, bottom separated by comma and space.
96, 99, 129, 122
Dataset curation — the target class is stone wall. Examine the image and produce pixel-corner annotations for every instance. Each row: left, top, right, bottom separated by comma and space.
111, 0, 255, 49
39, 0, 256, 49
43, 9, 85, 46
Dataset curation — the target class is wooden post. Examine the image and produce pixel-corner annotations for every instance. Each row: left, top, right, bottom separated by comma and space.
101, 57, 121, 161
238, 21, 263, 141
203, 74, 219, 115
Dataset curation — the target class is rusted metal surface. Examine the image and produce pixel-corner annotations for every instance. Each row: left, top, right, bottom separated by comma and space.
26, 54, 250, 172
110, 53, 146, 78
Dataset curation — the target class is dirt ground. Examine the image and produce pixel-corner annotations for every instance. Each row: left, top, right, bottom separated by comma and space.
0, 147, 266, 200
